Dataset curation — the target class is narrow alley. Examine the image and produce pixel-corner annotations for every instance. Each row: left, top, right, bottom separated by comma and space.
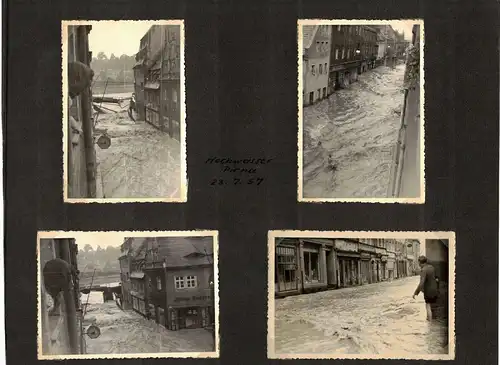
94, 96, 182, 199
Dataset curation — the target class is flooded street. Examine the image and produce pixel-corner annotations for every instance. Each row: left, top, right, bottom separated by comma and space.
94, 102, 182, 199
303, 64, 406, 198
274, 276, 449, 356
83, 301, 214, 354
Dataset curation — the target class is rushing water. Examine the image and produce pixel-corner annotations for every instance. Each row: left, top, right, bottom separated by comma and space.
274, 276, 449, 356
302, 64, 406, 199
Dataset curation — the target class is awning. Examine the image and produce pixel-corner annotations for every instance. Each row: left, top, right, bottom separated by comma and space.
144, 82, 160, 90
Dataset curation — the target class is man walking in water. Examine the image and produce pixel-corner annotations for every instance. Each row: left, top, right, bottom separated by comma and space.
412, 255, 439, 321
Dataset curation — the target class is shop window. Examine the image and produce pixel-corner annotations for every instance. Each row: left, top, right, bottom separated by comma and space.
304, 251, 320, 283
276, 246, 298, 292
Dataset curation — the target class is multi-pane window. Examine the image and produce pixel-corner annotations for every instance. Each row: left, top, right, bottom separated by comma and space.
174, 276, 185, 289
186, 275, 197, 288
174, 275, 198, 289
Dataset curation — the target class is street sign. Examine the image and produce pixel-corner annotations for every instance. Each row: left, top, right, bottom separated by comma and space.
86, 324, 101, 339
97, 135, 111, 150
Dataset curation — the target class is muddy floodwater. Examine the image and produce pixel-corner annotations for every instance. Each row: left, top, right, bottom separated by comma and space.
302, 64, 406, 199
274, 276, 449, 356
83, 301, 214, 354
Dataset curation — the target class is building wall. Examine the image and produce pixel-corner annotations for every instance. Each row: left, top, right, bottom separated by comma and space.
66, 25, 93, 199
119, 256, 132, 309
303, 25, 331, 105
275, 238, 408, 298
167, 267, 213, 308
425, 239, 449, 282
39, 239, 81, 355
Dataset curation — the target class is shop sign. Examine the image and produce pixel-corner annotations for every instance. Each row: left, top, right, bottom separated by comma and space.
174, 295, 211, 303
360, 253, 371, 260
359, 243, 375, 253
335, 239, 358, 253
330, 65, 346, 72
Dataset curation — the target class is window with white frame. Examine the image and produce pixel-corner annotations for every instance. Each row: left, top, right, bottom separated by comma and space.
174, 275, 198, 289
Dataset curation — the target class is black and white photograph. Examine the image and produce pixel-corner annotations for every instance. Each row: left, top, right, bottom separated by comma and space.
298, 20, 424, 203
268, 231, 455, 360
37, 231, 219, 359
62, 20, 187, 203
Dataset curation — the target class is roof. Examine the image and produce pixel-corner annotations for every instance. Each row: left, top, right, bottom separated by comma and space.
302, 25, 319, 49
153, 237, 214, 268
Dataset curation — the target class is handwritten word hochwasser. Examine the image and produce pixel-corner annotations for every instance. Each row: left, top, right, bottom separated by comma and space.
205, 157, 273, 165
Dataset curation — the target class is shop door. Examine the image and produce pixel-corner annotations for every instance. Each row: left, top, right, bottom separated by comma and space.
179, 307, 202, 329
276, 246, 298, 292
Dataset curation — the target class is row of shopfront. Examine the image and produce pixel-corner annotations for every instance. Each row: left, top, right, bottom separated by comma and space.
274, 238, 413, 297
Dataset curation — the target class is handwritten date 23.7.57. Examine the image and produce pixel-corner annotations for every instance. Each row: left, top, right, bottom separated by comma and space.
210, 178, 265, 186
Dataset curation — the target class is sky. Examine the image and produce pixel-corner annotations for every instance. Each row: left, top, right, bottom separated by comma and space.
390, 20, 418, 41
73, 232, 125, 250
88, 21, 157, 57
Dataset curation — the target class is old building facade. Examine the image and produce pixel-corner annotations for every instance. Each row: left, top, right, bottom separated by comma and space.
119, 236, 215, 331
134, 25, 182, 140
302, 25, 332, 106
326, 25, 378, 94
275, 237, 417, 298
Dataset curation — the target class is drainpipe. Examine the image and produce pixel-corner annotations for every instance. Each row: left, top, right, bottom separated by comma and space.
162, 260, 168, 329
387, 88, 410, 198
76, 26, 97, 198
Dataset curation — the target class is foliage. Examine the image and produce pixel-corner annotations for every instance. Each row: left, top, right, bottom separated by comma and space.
77, 244, 122, 273
90, 53, 136, 83
403, 44, 420, 90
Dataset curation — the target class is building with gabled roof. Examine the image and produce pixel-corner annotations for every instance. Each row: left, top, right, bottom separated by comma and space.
302, 24, 332, 106
118, 236, 215, 335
